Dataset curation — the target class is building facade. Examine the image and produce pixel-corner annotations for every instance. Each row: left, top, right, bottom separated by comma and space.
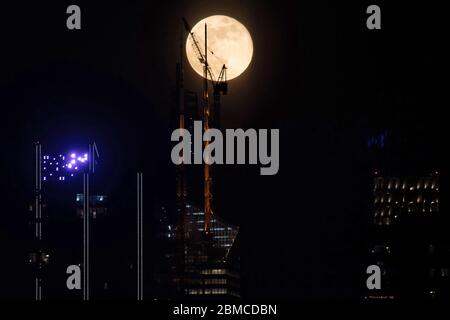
366, 172, 450, 300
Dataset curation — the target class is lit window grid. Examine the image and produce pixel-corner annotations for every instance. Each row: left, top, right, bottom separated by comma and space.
373, 176, 439, 225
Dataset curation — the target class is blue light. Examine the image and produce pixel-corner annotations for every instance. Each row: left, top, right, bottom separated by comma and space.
65, 152, 88, 171
42, 150, 90, 182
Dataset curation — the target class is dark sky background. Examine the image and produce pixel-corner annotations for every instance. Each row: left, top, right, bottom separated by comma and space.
0, 1, 446, 299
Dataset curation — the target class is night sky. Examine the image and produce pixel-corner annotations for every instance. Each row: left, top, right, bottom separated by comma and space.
0, 1, 446, 299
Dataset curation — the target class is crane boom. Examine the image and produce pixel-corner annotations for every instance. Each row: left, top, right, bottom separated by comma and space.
182, 18, 216, 82
182, 18, 228, 94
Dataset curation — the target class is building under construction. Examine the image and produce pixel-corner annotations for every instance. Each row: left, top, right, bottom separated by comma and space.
152, 19, 240, 299
154, 202, 240, 299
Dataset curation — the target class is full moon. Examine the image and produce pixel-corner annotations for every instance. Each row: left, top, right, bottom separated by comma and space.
186, 15, 253, 81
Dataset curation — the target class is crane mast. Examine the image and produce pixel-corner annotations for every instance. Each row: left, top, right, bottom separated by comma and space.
203, 23, 212, 235
182, 18, 228, 234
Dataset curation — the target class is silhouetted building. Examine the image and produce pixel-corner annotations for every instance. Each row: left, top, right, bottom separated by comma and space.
366, 172, 450, 300
28, 146, 107, 300
364, 124, 450, 300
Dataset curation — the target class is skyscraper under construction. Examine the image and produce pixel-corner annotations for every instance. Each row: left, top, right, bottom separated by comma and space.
152, 28, 240, 299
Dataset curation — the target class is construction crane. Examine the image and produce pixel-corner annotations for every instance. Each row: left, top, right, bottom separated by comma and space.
182, 17, 228, 234
182, 18, 228, 99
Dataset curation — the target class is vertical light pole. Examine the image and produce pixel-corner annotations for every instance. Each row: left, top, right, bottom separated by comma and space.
34, 142, 42, 300
83, 172, 89, 300
83, 142, 98, 301
137, 172, 143, 300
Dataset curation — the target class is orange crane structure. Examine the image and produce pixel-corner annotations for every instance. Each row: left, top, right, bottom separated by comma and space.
183, 18, 228, 234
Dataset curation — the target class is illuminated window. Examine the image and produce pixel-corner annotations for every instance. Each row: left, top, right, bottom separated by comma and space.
211, 288, 227, 295
187, 289, 202, 295
204, 278, 227, 285
212, 269, 225, 275
417, 180, 422, 189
